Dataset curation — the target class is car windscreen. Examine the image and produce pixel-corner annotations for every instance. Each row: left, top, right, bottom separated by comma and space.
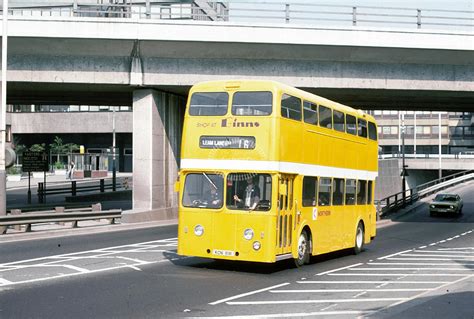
434, 194, 457, 202
189, 92, 228, 116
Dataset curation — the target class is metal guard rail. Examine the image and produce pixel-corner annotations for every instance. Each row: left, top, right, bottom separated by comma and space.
376, 170, 474, 217
2, 1, 473, 31
0, 209, 122, 234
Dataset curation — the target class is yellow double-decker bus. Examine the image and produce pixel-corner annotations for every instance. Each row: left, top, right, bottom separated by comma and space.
177, 80, 378, 266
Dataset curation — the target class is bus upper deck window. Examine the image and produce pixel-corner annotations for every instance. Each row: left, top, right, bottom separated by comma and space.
281, 94, 302, 121
358, 119, 368, 138
232, 92, 272, 116
346, 114, 357, 135
189, 92, 228, 116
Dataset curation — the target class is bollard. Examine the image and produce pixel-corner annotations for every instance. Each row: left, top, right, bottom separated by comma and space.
38, 182, 44, 203
11, 209, 22, 231
55, 207, 65, 226
92, 203, 102, 222
100, 179, 105, 193
72, 181, 77, 196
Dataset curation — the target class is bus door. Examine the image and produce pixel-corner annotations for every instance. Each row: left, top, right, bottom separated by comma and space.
276, 174, 296, 256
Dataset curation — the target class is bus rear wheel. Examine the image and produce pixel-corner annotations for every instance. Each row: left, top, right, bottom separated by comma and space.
353, 222, 365, 255
294, 231, 310, 267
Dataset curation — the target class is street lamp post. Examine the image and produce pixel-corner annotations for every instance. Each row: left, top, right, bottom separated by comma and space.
112, 107, 116, 191
401, 113, 407, 205
1, 0, 8, 217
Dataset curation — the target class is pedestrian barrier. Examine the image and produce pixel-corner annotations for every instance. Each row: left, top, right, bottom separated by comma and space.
37, 178, 119, 203
375, 170, 474, 217
0, 207, 122, 235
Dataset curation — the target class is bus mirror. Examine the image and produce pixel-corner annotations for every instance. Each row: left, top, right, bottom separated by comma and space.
279, 184, 287, 195
174, 181, 180, 193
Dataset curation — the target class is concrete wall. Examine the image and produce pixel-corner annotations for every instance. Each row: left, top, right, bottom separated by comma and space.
406, 170, 439, 190
375, 159, 402, 200
123, 89, 185, 222
9, 112, 132, 134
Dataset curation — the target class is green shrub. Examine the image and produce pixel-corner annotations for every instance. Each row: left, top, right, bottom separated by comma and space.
7, 166, 20, 175
54, 161, 64, 170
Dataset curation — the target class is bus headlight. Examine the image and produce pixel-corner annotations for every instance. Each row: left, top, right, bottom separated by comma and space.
244, 228, 254, 240
194, 224, 204, 236
253, 241, 261, 251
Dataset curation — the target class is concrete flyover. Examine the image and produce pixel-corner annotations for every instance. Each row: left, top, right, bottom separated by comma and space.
2, 16, 474, 221
4, 16, 474, 110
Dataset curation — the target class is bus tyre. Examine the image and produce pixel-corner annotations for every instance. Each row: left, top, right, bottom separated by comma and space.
294, 231, 310, 267
353, 222, 365, 255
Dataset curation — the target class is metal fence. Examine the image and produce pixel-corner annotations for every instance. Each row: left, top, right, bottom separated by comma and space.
2, 1, 473, 31
375, 170, 474, 216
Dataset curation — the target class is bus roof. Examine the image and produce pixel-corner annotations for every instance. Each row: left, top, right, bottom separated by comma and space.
190, 80, 376, 123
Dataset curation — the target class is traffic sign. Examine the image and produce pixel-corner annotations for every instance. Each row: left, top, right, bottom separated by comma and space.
22, 152, 49, 172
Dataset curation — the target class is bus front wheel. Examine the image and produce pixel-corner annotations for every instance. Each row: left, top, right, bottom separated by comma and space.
294, 231, 310, 267
353, 222, 365, 255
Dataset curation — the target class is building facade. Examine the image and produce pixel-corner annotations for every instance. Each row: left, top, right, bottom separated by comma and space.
372, 111, 474, 156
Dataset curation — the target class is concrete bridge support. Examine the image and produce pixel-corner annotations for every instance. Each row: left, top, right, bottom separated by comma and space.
122, 89, 185, 222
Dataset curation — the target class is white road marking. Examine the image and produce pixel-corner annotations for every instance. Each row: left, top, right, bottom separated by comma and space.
127, 265, 142, 271
270, 288, 431, 293
189, 310, 372, 318
315, 263, 363, 276
209, 283, 290, 306
0, 278, 13, 285
226, 298, 407, 305
377, 249, 413, 260
328, 273, 466, 277
0, 238, 177, 267
350, 267, 472, 271
373, 275, 474, 315
438, 247, 474, 251
418, 246, 427, 249
0, 237, 180, 287
386, 257, 472, 261
368, 262, 474, 266
411, 250, 474, 255
296, 280, 450, 284
396, 254, 474, 258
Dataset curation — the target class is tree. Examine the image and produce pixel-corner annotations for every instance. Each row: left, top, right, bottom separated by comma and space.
49, 136, 66, 163
29, 143, 46, 152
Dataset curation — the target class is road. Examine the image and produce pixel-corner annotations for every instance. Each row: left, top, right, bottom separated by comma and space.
1, 182, 473, 318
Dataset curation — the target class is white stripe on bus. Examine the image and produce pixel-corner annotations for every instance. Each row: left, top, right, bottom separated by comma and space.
181, 159, 378, 180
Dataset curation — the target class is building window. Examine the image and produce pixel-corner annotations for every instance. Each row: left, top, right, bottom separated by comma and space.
6, 125, 11, 143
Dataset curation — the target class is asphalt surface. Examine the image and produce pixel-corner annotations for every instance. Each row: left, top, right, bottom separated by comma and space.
0, 182, 473, 319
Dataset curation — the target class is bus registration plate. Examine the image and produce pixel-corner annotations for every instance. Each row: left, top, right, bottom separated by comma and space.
212, 249, 235, 257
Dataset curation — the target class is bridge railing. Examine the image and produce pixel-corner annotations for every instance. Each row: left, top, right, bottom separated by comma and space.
375, 170, 474, 217
2, 1, 473, 31
379, 153, 474, 160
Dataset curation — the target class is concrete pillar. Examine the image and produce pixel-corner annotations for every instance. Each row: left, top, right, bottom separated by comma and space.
122, 89, 184, 222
